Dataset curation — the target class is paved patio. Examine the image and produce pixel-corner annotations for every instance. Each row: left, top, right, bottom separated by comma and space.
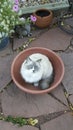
0, 24, 73, 130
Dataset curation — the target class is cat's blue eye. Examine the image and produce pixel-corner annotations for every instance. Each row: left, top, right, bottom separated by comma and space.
26, 64, 33, 69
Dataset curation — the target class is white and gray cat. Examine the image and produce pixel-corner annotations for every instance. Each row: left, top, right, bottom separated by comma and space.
20, 53, 54, 90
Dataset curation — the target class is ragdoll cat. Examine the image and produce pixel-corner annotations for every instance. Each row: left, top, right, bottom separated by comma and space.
20, 53, 54, 90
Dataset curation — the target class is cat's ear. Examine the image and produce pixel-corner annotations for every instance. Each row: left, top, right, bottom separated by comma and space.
36, 59, 42, 63
25, 57, 32, 63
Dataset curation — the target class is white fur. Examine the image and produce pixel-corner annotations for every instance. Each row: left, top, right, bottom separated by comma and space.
20, 53, 53, 87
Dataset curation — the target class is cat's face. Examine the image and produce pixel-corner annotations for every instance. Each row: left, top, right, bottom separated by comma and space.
23, 57, 42, 73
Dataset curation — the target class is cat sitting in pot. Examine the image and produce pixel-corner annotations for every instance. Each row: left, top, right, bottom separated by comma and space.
20, 53, 54, 90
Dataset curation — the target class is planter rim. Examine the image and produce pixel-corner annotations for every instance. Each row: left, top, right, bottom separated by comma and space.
11, 47, 65, 94
34, 8, 53, 19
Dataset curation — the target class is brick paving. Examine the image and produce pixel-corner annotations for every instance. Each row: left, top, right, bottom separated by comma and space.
0, 26, 73, 130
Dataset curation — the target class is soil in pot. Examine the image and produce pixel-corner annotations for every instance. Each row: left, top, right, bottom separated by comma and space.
36, 10, 50, 17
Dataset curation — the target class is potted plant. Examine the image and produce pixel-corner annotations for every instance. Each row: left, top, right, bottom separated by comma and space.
15, 15, 37, 38
15, 16, 32, 38
32, 8, 53, 28
0, 0, 24, 50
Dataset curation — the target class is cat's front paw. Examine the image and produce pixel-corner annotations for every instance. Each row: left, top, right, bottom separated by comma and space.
34, 82, 39, 87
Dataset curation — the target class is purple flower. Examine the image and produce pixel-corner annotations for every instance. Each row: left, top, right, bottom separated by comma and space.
30, 15, 37, 22
13, 4, 19, 12
14, 0, 19, 5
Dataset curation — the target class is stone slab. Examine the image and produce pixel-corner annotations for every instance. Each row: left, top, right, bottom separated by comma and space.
1, 82, 68, 118
13, 37, 28, 50
60, 53, 73, 66
40, 113, 73, 130
0, 121, 38, 130
0, 41, 12, 57
50, 84, 68, 106
0, 93, 2, 113
28, 27, 72, 51
13, 28, 48, 50
69, 95, 73, 105
0, 52, 18, 91
60, 53, 73, 94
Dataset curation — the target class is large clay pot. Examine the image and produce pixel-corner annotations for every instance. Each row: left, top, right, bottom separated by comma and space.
11, 47, 65, 94
33, 9, 53, 28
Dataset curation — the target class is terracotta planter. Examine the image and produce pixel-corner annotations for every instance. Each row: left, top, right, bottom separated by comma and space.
33, 9, 53, 28
11, 47, 65, 94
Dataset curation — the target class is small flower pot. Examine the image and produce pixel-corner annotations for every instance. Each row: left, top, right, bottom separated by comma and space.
0, 37, 9, 51
33, 9, 53, 28
11, 47, 65, 94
